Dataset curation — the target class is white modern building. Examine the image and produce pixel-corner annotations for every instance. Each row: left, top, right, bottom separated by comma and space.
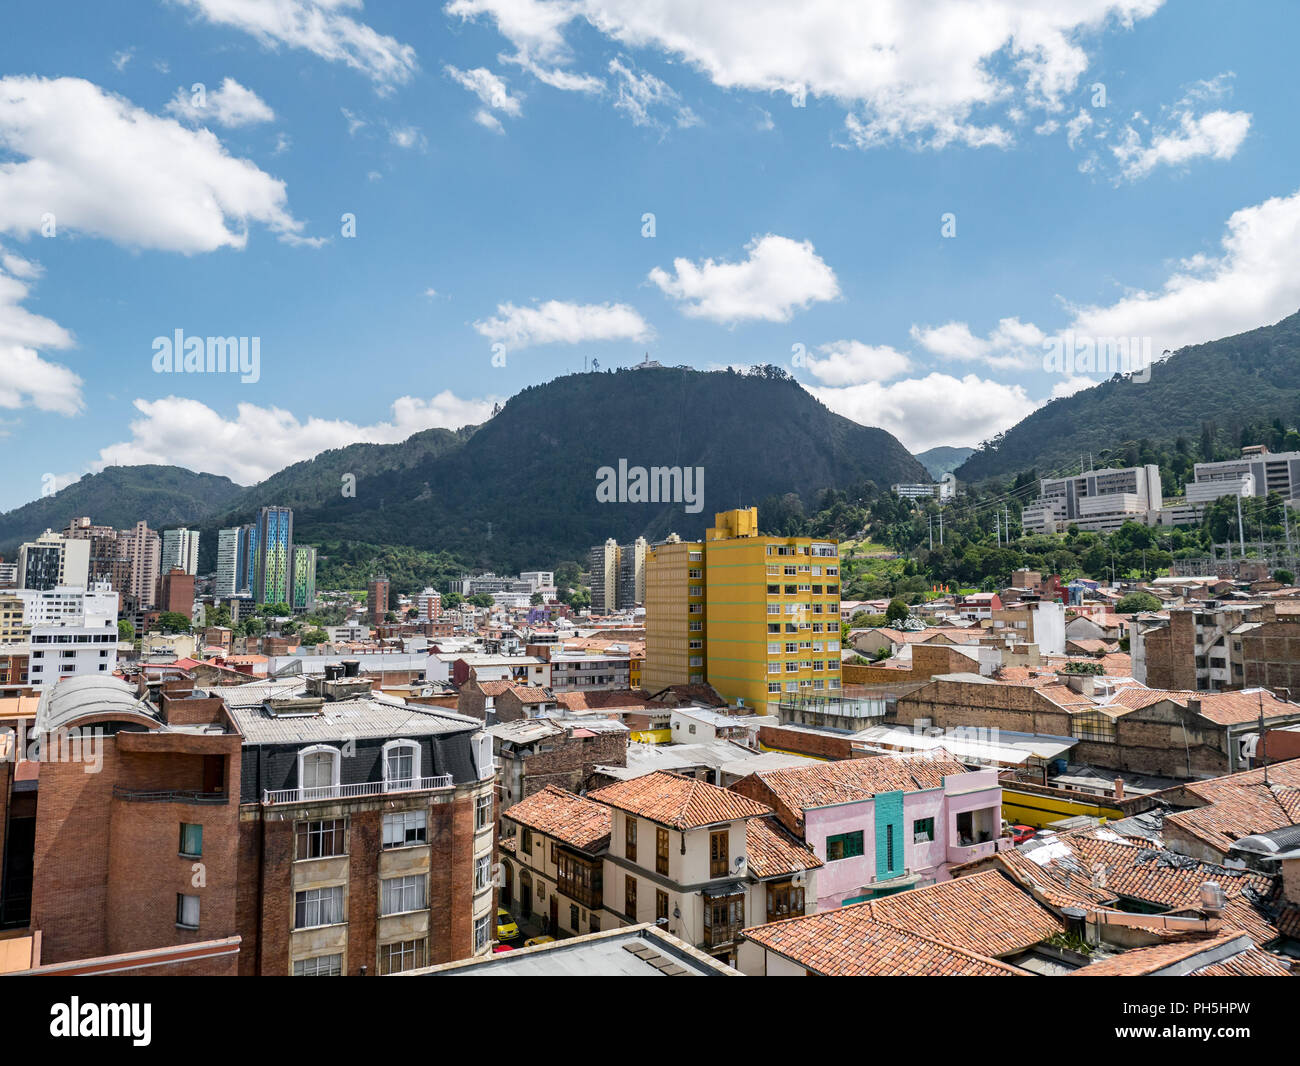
215, 527, 241, 597
19, 582, 119, 689
892, 473, 958, 503
161, 527, 201, 575
1023, 465, 1162, 534
17, 531, 90, 591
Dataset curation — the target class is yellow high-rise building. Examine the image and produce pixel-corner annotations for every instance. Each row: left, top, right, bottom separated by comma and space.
645, 508, 842, 716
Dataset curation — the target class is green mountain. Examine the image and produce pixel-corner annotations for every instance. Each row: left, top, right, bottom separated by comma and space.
212, 366, 928, 572
2, 368, 927, 575
915, 446, 974, 480
0, 466, 243, 553
956, 309, 1300, 483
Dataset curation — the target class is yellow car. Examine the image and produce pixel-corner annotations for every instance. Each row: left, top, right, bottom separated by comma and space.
524, 935, 555, 948
496, 908, 520, 941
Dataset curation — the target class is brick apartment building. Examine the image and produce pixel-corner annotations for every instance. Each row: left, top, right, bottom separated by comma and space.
1133, 602, 1279, 692
9, 665, 497, 975
489, 716, 629, 805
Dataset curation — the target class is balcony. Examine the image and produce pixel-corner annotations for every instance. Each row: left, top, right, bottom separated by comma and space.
112, 786, 229, 804
702, 922, 743, 950
946, 836, 1011, 864
263, 774, 453, 805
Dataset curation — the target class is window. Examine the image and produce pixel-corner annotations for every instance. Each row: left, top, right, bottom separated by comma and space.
381, 875, 426, 915
179, 822, 203, 858
766, 881, 805, 922
298, 745, 340, 794
625, 816, 637, 861
475, 854, 492, 893
474, 915, 491, 952
383, 810, 427, 848
570, 903, 579, 930
913, 818, 935, 843
656, 827, 669, 876
656, 889, 669, 923
296, 818, 346, 860
825, 831, 864, 861
709, 830, 729, 877
295, 885, 344, 929
176, 893, 200, 929
521, 826, 534, 853
383, 740, 420, 790
625, 875, 637, 920
886, 824, 896, 870
379, 939, 426, 974
1072, 711, 1117, 743
475, 793, 493, 830
293, 953, 342, 976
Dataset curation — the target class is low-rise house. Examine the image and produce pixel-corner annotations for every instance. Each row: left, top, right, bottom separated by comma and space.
731, 753, 1009, 907
587, 770, 820, 967
490, 716, 628, 805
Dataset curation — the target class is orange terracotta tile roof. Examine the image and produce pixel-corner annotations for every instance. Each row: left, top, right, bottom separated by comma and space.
741, 901, 1028, 977
501, 786, 611, 852
865, 869, 1064, 958
955, 849, 1116, 910
588, 770, 771, 829
555, 689, 656, 711
1192, 948, 1292, 976
1165, 779, 1300, 855
1070, 930, 1272, 976
1099, 686, 1300, 726
1036, 829, 1274, 912
745, 817, 823, 879
746, 751, 969, 812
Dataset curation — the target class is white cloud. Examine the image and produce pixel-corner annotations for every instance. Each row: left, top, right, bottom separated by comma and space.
387, 122, 426, 149
1112, 108, 1250, 181
341, 107, 367, 135
95, 392, 497, 485
1050, 375, 1099, 399
166, 77, 275, 127
1065, 187, 1300, 353
473, 299, 652, 350
0, 76, 313, 252
803, 340, 910, 386
0, 250, 82, 415
445, 65, 523, 132
173, 0, 417, 91
648, 234, 840, 325
608, 58, 699, 131
112, 49, 135, 72
910, 317, 1045, 370
445, 0, 1163, 149
807, 373, 1036, 452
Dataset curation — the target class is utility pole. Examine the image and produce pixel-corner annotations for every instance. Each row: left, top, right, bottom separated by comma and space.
928, 514, 933, 551
938, 511, 943, 547
1236, 493, 1246, 557
995, 513, 1000, 548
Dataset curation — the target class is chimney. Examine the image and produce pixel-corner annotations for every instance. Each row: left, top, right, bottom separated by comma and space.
1113, 777, 1124, 801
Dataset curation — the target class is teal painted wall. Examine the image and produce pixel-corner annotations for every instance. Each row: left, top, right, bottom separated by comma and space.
875, 790, 905, 881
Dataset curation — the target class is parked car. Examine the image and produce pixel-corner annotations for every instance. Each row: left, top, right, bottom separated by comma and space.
524, 935, 555, 947
496, 908, 520, 941
1009, 824, 1036, 845
492, 944, 515, 954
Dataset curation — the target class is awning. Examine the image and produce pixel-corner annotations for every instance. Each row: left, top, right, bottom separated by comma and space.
702, 880, 745, 899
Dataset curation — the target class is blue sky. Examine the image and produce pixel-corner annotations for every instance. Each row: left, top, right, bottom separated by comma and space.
1, 0, 1299, 510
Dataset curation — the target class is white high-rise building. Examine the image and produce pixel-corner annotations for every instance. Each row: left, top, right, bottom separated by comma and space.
17, 531, 90, 591
161, 528, 200, 576
215, 527, 241, 597
1022, 465, 1162, 534
20, 582, 119, 689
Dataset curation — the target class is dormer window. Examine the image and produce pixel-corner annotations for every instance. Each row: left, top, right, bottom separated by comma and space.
298, 745, 341, 798
383, 740, 421, 791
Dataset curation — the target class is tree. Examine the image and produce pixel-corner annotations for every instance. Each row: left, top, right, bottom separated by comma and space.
300, 627, 328, 646
117, 619, 135, 641
156, 612, 192, 634
258, 602, 292, 618
530, 592, 544, 606
885, 598, 908, 623
1275, 569, 1296, 586
1116, 591, 1161, 614
468, 594, 495, 609
443, 591, 464, 609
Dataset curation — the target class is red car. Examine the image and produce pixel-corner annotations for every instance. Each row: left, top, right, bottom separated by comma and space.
1009, 824, 1036, 845
492, 944, 515, 954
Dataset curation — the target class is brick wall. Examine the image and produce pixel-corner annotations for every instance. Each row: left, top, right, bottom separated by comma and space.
757, 724, 853, 761
520, 730, 628, 797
